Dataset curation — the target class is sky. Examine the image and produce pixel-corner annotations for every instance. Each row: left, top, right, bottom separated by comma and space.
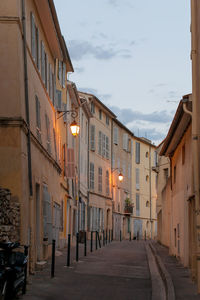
54, 0, 191, 145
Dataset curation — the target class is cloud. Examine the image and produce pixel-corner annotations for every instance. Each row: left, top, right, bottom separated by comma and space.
108, 0, 133, 8
109, 106, 173, 124
68, 40, 132, 61
130, 126, 166, 143
78, 87, 112, 102
74, 67, 85, 74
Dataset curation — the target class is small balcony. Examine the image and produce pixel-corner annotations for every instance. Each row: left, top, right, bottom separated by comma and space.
124, 205, 133, 215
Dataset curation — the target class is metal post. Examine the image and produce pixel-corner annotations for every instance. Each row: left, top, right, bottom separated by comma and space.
145, 230, 146, 241
22, 246, 28, 294
111, 229, 113, 242
96, 231, 98, 250
90, 231, 93, 252
103, 230, 105, 246
51, 239, 55, 278
109, 230, 110, 243
129, 232, 131, 241
76, 233, 79, 262
120, 230, 122, 242
67, 234, 71, 266
84, 231, 87, 256
106, 230, 107, 245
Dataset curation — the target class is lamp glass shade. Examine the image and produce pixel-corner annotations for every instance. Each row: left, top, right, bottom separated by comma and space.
118, 172, 123, 182
70, 121, 80, 136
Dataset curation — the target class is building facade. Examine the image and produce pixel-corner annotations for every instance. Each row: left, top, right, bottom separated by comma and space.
131, 137, 157, 239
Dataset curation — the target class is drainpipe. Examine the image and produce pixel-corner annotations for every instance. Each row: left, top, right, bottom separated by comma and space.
21, 0, 33, 197
190, 0, 200, 291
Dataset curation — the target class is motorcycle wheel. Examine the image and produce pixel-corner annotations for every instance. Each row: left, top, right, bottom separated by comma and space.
0, 281, 8, 300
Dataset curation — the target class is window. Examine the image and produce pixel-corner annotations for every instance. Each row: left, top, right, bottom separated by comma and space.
182, 144, 185, 165
123, 133, 128, 151
98, 131, 102, 155
62, 62, 66, 88
113, 127, 118, 145
154, 151, 158, 167
99, 109, 102, 120
145, 151, 149, 158
45, 113, 51, 153
66, 148, 75, 178
53, 129, 57, 162
136, 194, 140, 216
106, 136, 109, 159
35, 96, 41, 142
41, 41, 45, 83
174, 165, 176, 184
135, 142, 140, 164
102, 134, 106, 157
58, 60, 62, 84
43, 185, 52, 243
136, 168, 140, 190
90, 125, 95, 151
31, 12, 40, 69
106, 170, 110, 196
98, 167, 102, 192
146, 175, 149, 182
91, 102, 95, 114
146, 201, 150, 207
90, 163, 94, 190
85, 121, 88, 144
106, 115, 109, 125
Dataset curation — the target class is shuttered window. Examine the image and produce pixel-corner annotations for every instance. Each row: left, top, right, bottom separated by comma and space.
123, 133, 128, 151
53, 128, 57, 162
135, 142, 140, 164
106, 136, 109, 159
49, 64, 53, 100
102, 134, 106, 157
136, 168, 140, 190
36, 27, 40, 70
45, 114, 51, 153
136, 194, 140, 216
66, 148, 75, 178
58, 60, 62, 84
106, 170, 110, 196
98, 167, 102, 192
45, 53, 48, 89
31, 12, 36, 62
56, 90, 62, 111
62, 62, 66, 88
154, 151, 158, 167
35, 96, 41, 142
90, 163, 95, 190
41, 41, 45, 83
113, 127, 118, 145
90, 125, 95, 151
98, 131, 102, 155
43, 185, 52, 243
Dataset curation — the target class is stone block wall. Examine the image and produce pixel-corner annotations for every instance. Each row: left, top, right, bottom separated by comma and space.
0, 187, 20, 242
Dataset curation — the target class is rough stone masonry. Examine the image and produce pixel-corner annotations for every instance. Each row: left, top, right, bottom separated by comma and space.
0, 187, 20, 242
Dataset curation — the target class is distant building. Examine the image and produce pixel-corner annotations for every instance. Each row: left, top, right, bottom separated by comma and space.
131, 137, 157, 239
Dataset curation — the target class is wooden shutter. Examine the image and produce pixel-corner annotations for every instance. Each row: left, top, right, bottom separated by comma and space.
56, 90, 62, 111
98, 131, 102, 155
102, 134, 106, 157
66, 148, 75, 178
63, 103, 67, 123
123, 133, 128, 150
90, 125, 95, 151
45, 114, 51, 153
53, 129, 57, 161
41, 41, 45, 83
98, 167, 102, 192
31, 12, 36, 61
136, 168, 140, 190
43, 185, 52, 243
106, 170, 109, 196
106, 136, 109, 159
36, 27, 40, 70
135, 142, 140, 164
62, 62, 66, 88
113, 127, 118, 145
90, 162, 94, 189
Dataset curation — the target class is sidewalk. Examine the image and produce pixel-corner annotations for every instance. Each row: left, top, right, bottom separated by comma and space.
153, 241, 200, 300
23, 241, 151, 300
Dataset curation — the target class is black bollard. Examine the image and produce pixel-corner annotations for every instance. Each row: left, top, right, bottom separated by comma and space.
120, 230, 122, 242
145, 230, 146, 241
22, 246, 28, 294
106, 230, 107, 245
90, 231, 93, 252
109, 230, 110, 243
67, 234, 71, 266
76, 232, 79, 262
51, 239, 56, 278
96, 231, 98, 250
103, 230, 105, 246
111, 229, 113, 242
84, 231, 87, 256
129, 232, 131, 241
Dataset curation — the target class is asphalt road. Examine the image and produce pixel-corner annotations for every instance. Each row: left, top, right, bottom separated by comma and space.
23, 241, 152, 300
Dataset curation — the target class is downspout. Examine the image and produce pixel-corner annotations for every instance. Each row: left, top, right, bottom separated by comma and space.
87, 117, 90, 233
111, 118, 114, 233
21, 0, 33, 196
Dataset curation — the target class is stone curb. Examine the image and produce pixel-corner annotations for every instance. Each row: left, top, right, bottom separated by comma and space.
149, 241, 176, 300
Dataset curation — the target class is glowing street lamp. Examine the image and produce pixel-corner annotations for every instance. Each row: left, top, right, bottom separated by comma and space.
118, 172, 124, 182
57, 109, 80, 137
70, 120, 80, 137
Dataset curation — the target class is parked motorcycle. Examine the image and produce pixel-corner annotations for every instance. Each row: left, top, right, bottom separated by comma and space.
0, 242, 28, 300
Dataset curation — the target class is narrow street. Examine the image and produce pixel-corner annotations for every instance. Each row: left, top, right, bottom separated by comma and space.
23, 241, 151, 300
